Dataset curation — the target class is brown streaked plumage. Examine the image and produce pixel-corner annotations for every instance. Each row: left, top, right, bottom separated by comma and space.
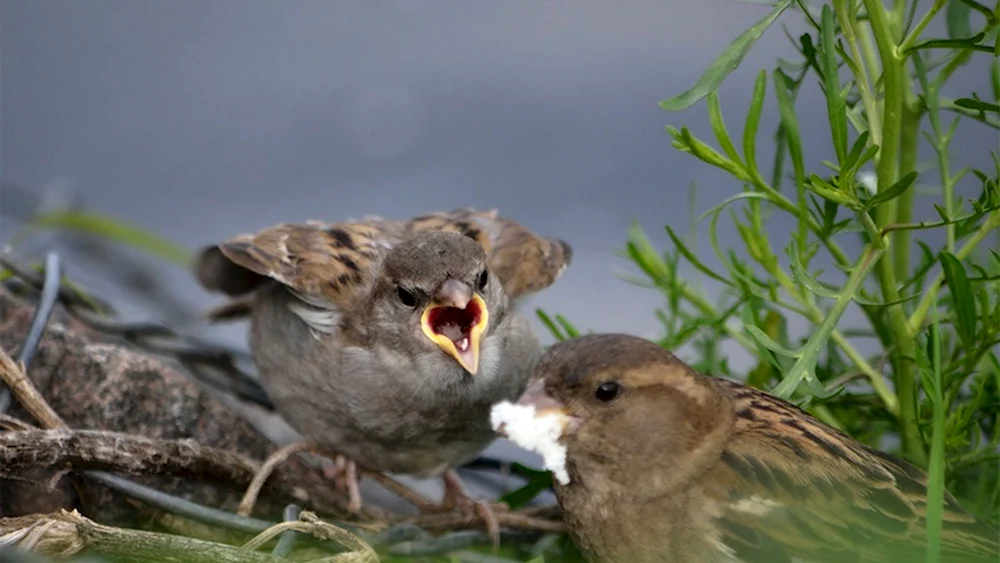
507, 333, 999, 563
193, 208, 571, 535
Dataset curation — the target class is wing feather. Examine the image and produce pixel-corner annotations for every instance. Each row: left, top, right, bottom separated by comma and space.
707, 378, 999, 562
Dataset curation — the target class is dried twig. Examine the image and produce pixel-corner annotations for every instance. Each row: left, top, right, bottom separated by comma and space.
362, 472, 437, 512
237, 441, 313, 517
0, 509, 377, 562
0, 429, 260, 481
412, 510, 566, 534
241, 510, 378, 562
0, 344, 65, 429
0, 412, 35, 431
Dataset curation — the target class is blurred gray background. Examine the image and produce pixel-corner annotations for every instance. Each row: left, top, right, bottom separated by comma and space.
1, 0, 995, 502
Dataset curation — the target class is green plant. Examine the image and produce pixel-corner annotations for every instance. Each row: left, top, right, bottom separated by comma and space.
537, 0, 999, 557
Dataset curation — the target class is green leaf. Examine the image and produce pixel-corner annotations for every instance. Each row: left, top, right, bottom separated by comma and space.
29, 211, 193, 266
660, 0, 793, 110
743, 70, 768, 181
745, 324, 800, 358
625, 221, 673, 284
817, 195, 840, 234
852, 292, 920, 308
555, 314, 582, 338
536, 309, 567, 341
707, 91, 743, 166
820, 5, 847, 163
906, 33, 992, 54
741, 302, 788, 371
665, 225, 732, 285
697, 191, 776, 222
499, 477, 551, 509
772, 69, 806, 186
842, 131, 873, 174
922, 316, 946, 563
668, 126, 751, 180
991, 57, 999, 102
939, 252, 977, 346
797, 33, 823, 78
841, 135, 879, 192
788, 242, 839, 299
932, 203, 949, 222
807, 174, 857, 207
954, 97, 1000, 114
863, 171, 918, 211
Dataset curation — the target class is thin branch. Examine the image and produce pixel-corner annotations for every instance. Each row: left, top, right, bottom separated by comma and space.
0, 509, 375, 563
238, 441, 313, 517
411, 510, 566, 534
0, 429, 260, 483
0, 344, 65, 429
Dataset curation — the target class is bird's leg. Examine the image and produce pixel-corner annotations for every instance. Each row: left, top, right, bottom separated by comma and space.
321, 454, 363, 513
440, 469, 503, 551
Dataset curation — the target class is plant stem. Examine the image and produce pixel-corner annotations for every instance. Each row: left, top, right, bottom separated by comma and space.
678, 285, 758, 352
925, 315, 946, 563
839, 0, 883, 144
862, 0, 926, 465
858, 18, 884, 98
864, 0, 902, 205
914, 51, 959, 252
831, 331, 899, 415
772, 245, 885, 399
898, 0, 947, 55
743, 175, 853, 267
769, 247, 899, 413
892, 0, 907, 27
893, 88, 921, 283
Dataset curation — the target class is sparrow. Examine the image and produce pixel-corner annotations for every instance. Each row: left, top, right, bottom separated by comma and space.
193, 208, 572, 527
492, 333, 1000, 563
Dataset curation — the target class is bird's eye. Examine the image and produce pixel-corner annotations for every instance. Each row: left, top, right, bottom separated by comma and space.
396, 286, 417, 307
477, 269, 489, 290
594, 381, 621, 402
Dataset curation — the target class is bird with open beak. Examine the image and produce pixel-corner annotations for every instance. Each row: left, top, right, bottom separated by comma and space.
193, 208, 572, 543
492, 334, 1000, 563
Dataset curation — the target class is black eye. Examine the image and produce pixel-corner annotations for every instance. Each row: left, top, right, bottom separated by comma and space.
595, 381, 621, 402
396, 286, 416, 307
477, 269, 489, 290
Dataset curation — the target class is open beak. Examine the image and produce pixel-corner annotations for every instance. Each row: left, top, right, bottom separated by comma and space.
420, 278, 489, 374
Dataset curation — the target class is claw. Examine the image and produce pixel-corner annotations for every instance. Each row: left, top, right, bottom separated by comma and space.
441, 469, 503, 552
321, 454, 363, 513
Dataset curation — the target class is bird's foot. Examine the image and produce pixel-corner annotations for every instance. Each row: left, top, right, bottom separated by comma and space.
321, 454, 363, 513
440, 469, 505, 552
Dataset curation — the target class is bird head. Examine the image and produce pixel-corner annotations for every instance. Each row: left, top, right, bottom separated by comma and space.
376, 231, 504, 375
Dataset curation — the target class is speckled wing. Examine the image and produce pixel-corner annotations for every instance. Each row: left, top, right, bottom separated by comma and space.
405, 208, 573, 300
194, 208, 571, 318
194, 219, 404, 314
707, 379, 999, 563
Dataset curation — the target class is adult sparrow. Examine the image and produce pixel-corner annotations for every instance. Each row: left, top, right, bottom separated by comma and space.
492, 333, 999, 563
194, 208, 572, 525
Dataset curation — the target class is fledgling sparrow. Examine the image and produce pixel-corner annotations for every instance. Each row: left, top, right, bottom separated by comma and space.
492, 333, 999, 563
194, 208, 572, 531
